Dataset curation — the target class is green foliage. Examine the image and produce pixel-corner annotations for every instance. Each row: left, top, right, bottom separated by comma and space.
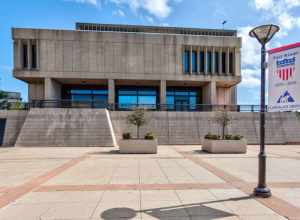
127, 108, 148, 138
122, 132, 132, 140
9, 101, 24, 110
205, 133, 243, 140
144, 132, 156, 140
204, 133, 220, 140
0, 91, 7, 99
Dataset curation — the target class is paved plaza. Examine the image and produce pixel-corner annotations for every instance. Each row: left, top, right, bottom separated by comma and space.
0, 145, 300, 219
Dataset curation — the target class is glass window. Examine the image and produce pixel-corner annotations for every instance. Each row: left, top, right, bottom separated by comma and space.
207, 51, 212, 73
117, 87, 158, 110
184, 50, 190, 73
199, 51, 205, 73
222, 52, 226, 74
31, 44, 37, 69
166, 87, 201, 111
192, 50, 197, 73
67, 88, 108, 104
215, 51, 219, 73
22, 44, 28, 69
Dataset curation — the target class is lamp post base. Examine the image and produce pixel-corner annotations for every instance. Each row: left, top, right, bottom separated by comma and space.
253, 186, 272, 198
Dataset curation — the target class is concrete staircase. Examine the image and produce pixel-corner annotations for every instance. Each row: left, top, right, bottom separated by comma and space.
15, 108, 115, 147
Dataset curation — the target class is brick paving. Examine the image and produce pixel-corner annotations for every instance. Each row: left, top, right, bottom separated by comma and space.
0, 145, 299, 219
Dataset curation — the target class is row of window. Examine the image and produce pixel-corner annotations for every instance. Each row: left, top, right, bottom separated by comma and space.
62, 87, 201, 111
183, 48, 234, 74
21, 40, 38, 69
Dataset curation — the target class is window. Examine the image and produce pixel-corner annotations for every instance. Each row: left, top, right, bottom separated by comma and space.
166, 87, 201, 111
199, 51, 205, 73
222, 52, 226, 74
215, 51, 219, 73
184, 50, 190, 73
207, 51, 212, 73
68, 89, 108, 104
22, 44, 28, 69
117, 87, 158, 110
31, 44, 37, 69
192, 50, 197, 73
229, 52, 234, 74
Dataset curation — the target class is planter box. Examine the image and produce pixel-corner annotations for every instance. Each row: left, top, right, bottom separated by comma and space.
202, 139, 247, 154
119, 139, 158, 154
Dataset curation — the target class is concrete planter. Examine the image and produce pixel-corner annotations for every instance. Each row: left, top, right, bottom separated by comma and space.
202, 139, 247, 154
119, 139, 158, 154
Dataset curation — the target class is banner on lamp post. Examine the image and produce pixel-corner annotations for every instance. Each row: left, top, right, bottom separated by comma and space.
268, 42, 300, 112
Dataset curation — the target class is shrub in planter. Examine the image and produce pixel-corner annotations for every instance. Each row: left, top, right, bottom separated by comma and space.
123, 132, 132, 140
204, 133, 220, 140
145, 132, 155, 140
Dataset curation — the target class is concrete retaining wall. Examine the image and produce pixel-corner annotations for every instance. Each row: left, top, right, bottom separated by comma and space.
0, 110, 28, 147
15, 108, 114, 147
110, 111, 300, 145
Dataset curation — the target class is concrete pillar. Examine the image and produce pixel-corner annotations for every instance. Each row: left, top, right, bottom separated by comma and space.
108, 79, 115, 104
44, 78, 62, 100
231, 86, 237, 105
189, 46, 192, 74
234, 48, 241, 76
160, 80, 166, 106
203, 81, 217, 105
226, 48, 230, 75
27, 39, 31, 70
219, 48, 222, 75
212, 47, 215, 75
14, 40, 22, 69
204, 47, 207, 75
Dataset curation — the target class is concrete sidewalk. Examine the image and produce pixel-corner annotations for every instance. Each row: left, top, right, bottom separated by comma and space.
0, 145, 299, 219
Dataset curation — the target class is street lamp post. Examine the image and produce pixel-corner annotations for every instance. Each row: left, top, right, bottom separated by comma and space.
249, 24, 280, 198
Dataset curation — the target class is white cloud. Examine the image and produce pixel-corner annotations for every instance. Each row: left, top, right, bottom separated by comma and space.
240, 68, 261, 88
69, 0, 180, 19
111, 0, 177, 18
113, 9, 126, 17
254, 0, 274, 10
238, 26, 261, 68
252, 0, 300, 37
67, 0, 97, 5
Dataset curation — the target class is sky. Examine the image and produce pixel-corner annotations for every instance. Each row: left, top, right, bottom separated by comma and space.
0, 0, 300, 104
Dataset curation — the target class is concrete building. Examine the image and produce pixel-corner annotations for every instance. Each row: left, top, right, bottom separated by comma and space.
12, 23, 241, 110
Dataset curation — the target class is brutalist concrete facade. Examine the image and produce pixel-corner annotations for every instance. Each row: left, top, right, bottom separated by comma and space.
12, 23, 241, 105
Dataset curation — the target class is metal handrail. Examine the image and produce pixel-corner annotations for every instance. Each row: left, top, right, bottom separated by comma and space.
29, 99, 266, 112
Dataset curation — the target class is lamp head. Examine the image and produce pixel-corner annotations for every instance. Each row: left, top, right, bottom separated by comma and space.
249, 24, 280, 45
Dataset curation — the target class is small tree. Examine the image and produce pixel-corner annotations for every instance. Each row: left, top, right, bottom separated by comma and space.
215, 111, 230, 140
127, 108, 148, 139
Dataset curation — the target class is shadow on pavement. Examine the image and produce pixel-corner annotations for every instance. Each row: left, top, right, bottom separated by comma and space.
100, 196, 252, 219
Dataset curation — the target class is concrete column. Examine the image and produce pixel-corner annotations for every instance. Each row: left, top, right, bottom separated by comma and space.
234, 48, 241, 76
212, 47, 215, 75
231, 86, 237, 105
160, 80, 166, 106
189, 46, 192, 74
219, 48, 222, 75
204, 47, 207, 75
27, 39, 31, 70
44, 78, 62, 100
203, 81, 217, 105
14, 40, 22, 69
226, 48, 230, 75
108, 79, 115, 104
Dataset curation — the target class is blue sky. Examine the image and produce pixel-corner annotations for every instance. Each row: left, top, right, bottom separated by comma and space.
0, 0, 300, 104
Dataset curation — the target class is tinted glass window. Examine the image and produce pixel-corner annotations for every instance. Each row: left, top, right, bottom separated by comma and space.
31, 44, 37, 69
207, 51, 212, 73
199, 51, 205, 72
22, 44, 28, 68
192, 50, 197, 73
222, 52, 226, 74
215, 51, 219, 73
229, 52, 234, 74
184, 50, 190, 73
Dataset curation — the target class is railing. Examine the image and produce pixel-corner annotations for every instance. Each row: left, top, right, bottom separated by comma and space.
29, 100, 266, 112
0, 101, 30, 110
